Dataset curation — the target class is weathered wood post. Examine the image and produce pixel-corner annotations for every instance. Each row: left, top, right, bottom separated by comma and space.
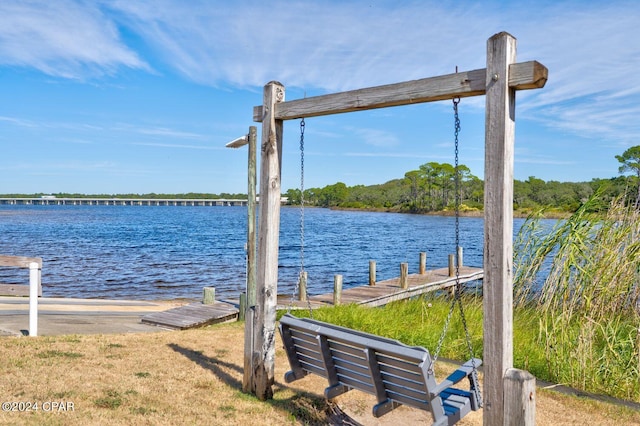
243, 125, 258, 393
457, 246, 463, 268
298, 271, 307, 301
253, 81, 284, 400
400, 262, 408, 289
419, 252, 427, 275
484, 32, 517, 425
448, 254, 455, 277
333, 274, 343, 305
369, 260, 376, 286
504, 368, 536, 424
239, 293, 246, 321
203, 287, 215, 304
247, 126, 257, 309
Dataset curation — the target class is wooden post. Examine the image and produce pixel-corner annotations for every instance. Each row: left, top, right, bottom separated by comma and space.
333, 274, 343, 305
419, 252, 427, 275
448, 254, 455, 277
369, 260, 376, 286
239, 293, 246, 321
243, 306, 256, 393
400, 262, 408, 289
247, 126, 257, 308
484, 32, 517, 425
253, 81, 284, 400
202, 287, 215, 304
249, 32, 546, 411
243, 125, 258, 393
298, 271, 307, 301
457, 246, 463, 268
504, 369, 536, 425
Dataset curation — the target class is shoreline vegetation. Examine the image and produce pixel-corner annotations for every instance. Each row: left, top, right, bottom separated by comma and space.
3, 172, 633, 220
289, 194, 640, 404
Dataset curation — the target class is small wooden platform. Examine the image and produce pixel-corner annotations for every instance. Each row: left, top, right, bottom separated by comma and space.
141, 301, 239, 330
278, 266, 483, 310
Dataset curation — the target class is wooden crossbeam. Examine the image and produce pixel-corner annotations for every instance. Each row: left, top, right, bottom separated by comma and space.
253, 61, 547, 122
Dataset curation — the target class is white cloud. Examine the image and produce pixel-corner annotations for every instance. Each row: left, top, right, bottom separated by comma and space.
3, 0, 640, 157
0, 0, 147, 78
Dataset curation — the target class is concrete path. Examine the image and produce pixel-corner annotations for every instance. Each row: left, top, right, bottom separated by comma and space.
0, 296, 183, 336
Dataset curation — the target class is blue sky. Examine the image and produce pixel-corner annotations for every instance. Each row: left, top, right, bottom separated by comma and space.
1, 0, 639, 195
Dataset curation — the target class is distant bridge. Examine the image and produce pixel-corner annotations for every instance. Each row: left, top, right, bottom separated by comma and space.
0, 197, 252, 207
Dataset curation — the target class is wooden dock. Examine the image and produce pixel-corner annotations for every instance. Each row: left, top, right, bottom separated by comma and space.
141, 265, 483, 329
277, 265, 483, 310
141, 301, 238, 330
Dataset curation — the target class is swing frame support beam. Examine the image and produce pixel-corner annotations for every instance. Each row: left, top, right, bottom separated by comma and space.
252, 32, 546, 424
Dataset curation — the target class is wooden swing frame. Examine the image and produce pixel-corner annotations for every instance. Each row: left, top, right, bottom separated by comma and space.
246, 32, 547, 425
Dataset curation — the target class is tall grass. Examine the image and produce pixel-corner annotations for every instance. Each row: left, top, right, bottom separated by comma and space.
281, 293, 484, 362
514, 195, 640, 400
281, 195, 640, 401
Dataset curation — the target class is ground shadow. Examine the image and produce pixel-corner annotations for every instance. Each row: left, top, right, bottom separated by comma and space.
167, 342, 361, 425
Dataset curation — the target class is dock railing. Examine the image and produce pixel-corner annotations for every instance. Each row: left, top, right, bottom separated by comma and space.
0, 255, 42, 336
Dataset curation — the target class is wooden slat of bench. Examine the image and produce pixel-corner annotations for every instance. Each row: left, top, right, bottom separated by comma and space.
297, 360, 328, 378
333, 357, 371, 380
327, 338, 426, 374
377, 361, 424, 385
279, 314, 479, 424
383, 380, 429, 404
376, 352, 425, 375
383, 389, 430, 412
292, 316, 429, 355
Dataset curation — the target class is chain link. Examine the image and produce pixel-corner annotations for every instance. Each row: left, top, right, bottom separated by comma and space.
287, 119, 308, 315
299, 118, 305, 279
429, 98, 482, 407
291, 118, 314, 317
453, 98, 483, 407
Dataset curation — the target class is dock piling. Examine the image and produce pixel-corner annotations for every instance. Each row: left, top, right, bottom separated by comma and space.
369, 260, 376, 286
400, 263, 409, 289
334, 275, 343, 305
298, 271, 308, 301
203, 287, 216, 304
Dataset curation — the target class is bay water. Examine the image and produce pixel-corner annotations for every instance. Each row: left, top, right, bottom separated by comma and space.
0, 205, 534, 301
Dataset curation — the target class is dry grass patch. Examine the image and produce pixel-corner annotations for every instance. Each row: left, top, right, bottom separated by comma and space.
0, 321, 638, 425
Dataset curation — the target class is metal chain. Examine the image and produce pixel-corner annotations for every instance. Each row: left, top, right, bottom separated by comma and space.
453, 98, 483, 407
299, 118, 305, 279
295, 118, 314, 317
288, 118, 308, 315
429, 98, 461, 371
429, 99, 482, 409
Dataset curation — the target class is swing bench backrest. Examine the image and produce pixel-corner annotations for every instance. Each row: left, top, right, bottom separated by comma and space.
279, 314, 481, 426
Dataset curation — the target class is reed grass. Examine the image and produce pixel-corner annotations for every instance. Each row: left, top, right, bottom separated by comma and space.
285, 196, 640, 401
513, 194, 640, 400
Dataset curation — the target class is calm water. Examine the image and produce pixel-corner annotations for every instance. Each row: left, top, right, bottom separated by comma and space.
0, 205, 530, 301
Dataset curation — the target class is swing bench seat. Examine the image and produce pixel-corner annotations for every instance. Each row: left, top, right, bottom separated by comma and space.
279, 314, 482, 426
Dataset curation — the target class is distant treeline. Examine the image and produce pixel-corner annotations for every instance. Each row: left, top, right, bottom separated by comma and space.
284, 161, 638, 214
0, 192, 247, 200
5, 147, 638, 215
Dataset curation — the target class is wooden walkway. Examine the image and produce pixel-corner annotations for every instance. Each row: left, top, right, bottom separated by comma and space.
278, 266, 483, 310
141, 266, 483, 329
141, 301, 238, 330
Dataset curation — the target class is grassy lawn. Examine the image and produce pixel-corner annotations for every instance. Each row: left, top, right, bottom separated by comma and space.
1, 320, 639, 425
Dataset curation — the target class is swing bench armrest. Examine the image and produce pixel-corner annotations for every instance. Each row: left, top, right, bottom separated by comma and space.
429, 358, 482, 399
